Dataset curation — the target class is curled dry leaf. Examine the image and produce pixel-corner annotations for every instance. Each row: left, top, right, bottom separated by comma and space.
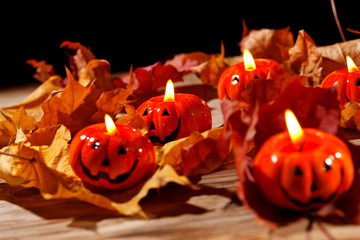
340, 102, 360, 129
193, 42, 229, 86
317, 39, 360, 78
26, 59, 56, 83
239, 23, 294, 63
156, 127, 230, 177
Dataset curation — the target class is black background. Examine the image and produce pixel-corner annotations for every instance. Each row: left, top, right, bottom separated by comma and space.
1, 0, 359, 86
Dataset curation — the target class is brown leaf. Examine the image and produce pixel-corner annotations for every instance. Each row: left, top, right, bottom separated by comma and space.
317, 39, 360, 78
115, 105, 148, 134
156, 128, 229, 177
283, 30, 322, 86
11, 106, 36, 133
26, 59, 56, 83
340, 102, 360, 129
194, 42, 229, 86
239, 24, 294, 63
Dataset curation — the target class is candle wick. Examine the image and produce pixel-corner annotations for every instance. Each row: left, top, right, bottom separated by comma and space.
298, 142, 305, 152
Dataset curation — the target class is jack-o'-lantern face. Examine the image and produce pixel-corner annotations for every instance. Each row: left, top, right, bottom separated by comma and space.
137, 80, 212, 145
140, 100, 181, 145
217, 58, 287, 101
253, 129, 354, 211
69, 123, 156, 190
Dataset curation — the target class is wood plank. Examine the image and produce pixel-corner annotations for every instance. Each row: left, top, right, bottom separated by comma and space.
0, 74, 360, 239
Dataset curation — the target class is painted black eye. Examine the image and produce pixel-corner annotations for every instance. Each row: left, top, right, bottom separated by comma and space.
118, 145, 126, 154
91, 141, 100, 149
231, 75, 239, 85
162, 108, 170, 116
324, 161, 332, 172
143, 108, 148, 116
294, 166, 303, 176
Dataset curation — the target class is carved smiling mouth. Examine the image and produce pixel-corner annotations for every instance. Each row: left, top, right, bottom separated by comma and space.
79, 152, 139, 184
280, 170, 344, 209
148, 116, 181, 145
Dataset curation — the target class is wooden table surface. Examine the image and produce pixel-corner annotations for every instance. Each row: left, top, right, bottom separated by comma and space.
0, 75, 360, 240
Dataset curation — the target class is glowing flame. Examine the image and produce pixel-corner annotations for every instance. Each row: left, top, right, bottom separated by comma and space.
347, 56, 358, 73
243, 49, 256, 71
285, 109, 305, 151
105, 114, 117, 135
164, 79, 175, 102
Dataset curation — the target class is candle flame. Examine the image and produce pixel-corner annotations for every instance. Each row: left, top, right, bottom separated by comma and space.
164, 79, 175, 102
244, 49, 256, 71
105, 114, 117, 135
347, 56, 358, 73
285, 109, 305, 150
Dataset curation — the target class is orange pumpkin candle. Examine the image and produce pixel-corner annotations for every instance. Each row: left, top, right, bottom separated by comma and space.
217, 49, 287, 101
69, 114, 156, 190
321, 56, 360, 109
253, 109, 354, 211
137, 80, 212, 145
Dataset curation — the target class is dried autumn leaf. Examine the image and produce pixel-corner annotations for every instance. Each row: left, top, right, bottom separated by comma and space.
164, 52, 211, 73
255, 80, 340, 149
0, 112, 16, 148
156, 127, 229, 177
26, 59, 56, 83
115, 105, 148, 134
282, 30, 323, 86
11, 106, 36, 133
193, 42, 229, 86
239, 24, 294, 63
340, 102, 360, 129
317, 39, 360, 78
37, 67, 102, 135
120, 61, 184, 93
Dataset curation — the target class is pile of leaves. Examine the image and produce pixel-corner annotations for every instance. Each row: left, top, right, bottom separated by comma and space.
1, 23, 360, 230
0, 41, 229, 217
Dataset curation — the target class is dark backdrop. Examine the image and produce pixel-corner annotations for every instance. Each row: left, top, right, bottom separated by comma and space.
1, 0, 359, 86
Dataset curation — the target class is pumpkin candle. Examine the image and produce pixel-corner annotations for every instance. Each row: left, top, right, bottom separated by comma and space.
321, 56, 360, 109
137, 80, 212, 145
69, 114, 156, 190
217, 49, 287, 101
252, 109, 354, 211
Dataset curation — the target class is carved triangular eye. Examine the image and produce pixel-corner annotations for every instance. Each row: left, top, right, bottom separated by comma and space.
118, 145, 126, 154
162, 108, 170, 116
143, 108, 148, 116
294, 166, 303, 176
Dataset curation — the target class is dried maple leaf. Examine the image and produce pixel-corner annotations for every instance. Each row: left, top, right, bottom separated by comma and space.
156, 127, 230, 177
120, 61, 184, 94
192, 42, 229, 86
164, 51, 211, 73
37, 67, 101, 135
255, 80, 340, 148
282, 30, 323, 86
0, 112, 16, 148
340, 102, 360, 129
115, 105, 148, 134
26, 59, 56, 83
11, 106, 36, 133
317, 39, 360, 78
239, 23, 294, 64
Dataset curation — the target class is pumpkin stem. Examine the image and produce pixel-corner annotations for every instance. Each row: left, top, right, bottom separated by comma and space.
330, 0, 346, 42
